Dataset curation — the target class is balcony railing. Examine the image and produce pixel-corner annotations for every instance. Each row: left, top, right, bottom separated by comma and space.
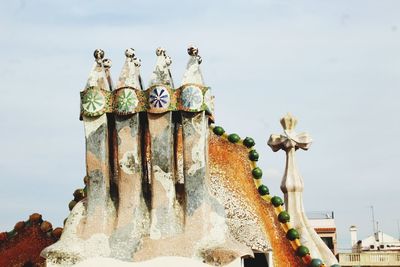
339, 252, 400, 266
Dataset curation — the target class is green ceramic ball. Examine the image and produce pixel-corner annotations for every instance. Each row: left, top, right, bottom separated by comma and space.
258, 185, 269, 196
310, 258, 323, 267
68, 200, 77, 211
213, 126, 225, 136
228, 133, 240, 143
286, 228, 299, 240
252, 167, 263, 179
296, 245, 310, 257
271, 196, 284, 207
278, 211, 290, 223
249, 150, 259, 161
243, 137, 255, 148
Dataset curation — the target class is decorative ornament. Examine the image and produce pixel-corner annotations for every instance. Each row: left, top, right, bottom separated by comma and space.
115, 88, 138, 113
149, 86, 170, 108
82, 89, 106, 114
181, 85, 203, 110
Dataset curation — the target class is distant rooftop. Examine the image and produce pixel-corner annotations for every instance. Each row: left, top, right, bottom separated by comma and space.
355, 231, 400, 252
307, 211, 335, 220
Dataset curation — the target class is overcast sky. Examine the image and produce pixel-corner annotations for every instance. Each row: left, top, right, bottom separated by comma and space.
0, 0, 399, 250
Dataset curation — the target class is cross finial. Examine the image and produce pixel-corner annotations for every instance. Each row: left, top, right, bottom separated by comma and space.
266, 114, 339, 266
268, 113, 312, 152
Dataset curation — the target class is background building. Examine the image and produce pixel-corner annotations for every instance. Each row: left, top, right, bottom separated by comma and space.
338, 226, 400, 266
308, 211, 338, 256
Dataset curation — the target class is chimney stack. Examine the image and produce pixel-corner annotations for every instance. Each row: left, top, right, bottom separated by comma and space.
350, 225, 358, 247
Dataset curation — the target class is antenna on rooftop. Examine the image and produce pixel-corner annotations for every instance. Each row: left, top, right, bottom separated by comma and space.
371, 205, 376, 234
375, 221, 380, 242
397, 220, 400, 240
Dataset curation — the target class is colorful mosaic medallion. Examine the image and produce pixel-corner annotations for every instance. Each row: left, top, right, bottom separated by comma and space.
115, 88, 138, 113
149, 86, 170, 108
181, 85, 203, 110
82, 89, 106, 114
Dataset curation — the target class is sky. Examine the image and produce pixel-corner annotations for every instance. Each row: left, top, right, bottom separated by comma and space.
0, 0, 399, 251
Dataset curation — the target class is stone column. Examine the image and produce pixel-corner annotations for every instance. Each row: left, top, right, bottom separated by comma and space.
180, 48, 210, 218
110, 49, 149, 259
268, 113, 338, 266
179, 47, 249, 262
42, 49, 118, 265
81, 50, 116, 237
147, 48, 183, 239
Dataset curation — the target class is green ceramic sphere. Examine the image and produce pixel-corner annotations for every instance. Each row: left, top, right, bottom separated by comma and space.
243, 137, 255, 148
271, 196, 284, 207
213, 126, 225, 136
286, 228, 300, 241
228, 133, 240, 143
249, 150, 259, 161
310, 258, 323, 267
73, 189, 85, 201
278, 211, 290, 223
296, 245, 310, 257
68, 200, 77, 211
257, 185, 269, 196
252, 167, 263, 179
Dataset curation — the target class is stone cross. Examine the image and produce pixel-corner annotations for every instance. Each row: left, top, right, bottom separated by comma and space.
268, 113, 312, 152
268, 113, 338, 266
268, 113, 312, 193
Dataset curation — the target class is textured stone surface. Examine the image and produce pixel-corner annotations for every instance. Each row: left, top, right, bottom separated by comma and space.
83, 115, 115, 237
208, 133, 305, 267
147, 112, 183, 239
111, 114, 150, 260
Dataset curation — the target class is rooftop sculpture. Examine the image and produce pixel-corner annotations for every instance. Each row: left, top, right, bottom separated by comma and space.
268, 114, 338, 266
0, 47, 339, 267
